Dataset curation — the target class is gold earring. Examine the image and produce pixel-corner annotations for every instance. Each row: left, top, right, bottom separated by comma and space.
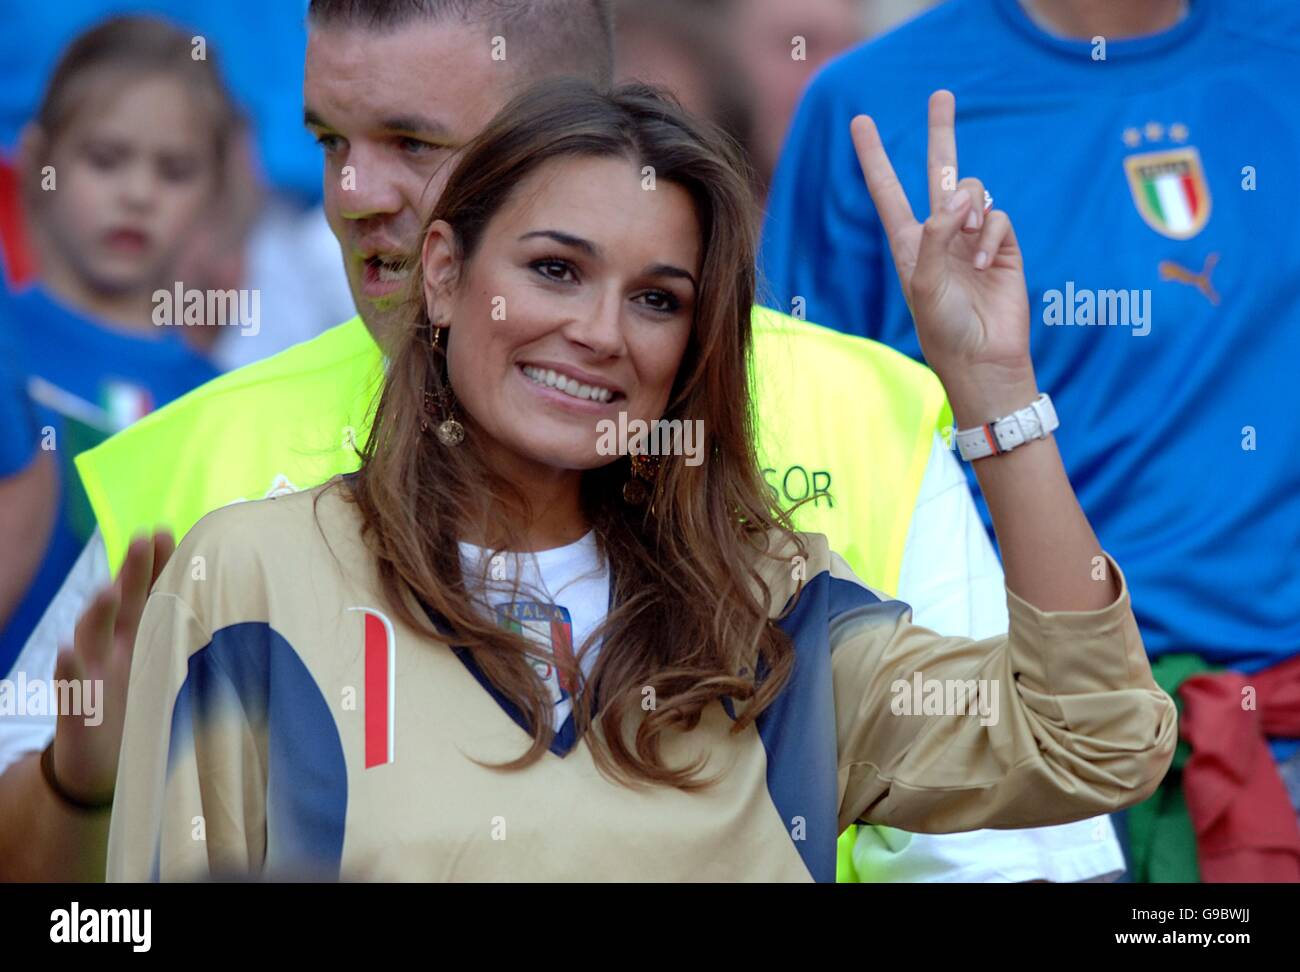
423, 323, 465, 446
622, 452, 662, 505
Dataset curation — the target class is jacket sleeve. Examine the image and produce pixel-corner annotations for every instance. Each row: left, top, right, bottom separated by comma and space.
107, 586, 266, 881
853, 443, 1125, 882
831, 551, 1177, 835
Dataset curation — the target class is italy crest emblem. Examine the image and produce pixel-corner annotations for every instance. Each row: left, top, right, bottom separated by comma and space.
1124, 146, 1211, 240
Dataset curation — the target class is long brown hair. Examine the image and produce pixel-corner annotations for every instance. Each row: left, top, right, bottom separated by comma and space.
347, 79, 805, 788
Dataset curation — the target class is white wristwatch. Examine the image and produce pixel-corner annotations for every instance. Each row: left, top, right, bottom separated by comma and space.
955, 392, 1059, 461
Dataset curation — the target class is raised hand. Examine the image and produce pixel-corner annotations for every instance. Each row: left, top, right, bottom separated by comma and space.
51, 531, 174, 805
850, 91, 1036, 420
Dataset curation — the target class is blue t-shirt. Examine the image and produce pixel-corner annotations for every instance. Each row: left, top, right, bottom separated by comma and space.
0, 287, 218, 674
760, 0, 1300, 672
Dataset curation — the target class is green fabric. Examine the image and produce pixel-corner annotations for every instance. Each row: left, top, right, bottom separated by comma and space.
1123, 652, 1218, 883
837, 825, 861, 882
747, 306, 950, 595
75, 316, 383, 576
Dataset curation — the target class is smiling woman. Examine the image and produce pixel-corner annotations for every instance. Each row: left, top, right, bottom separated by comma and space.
353, 80, 775, 784
107, 79, 1176, 883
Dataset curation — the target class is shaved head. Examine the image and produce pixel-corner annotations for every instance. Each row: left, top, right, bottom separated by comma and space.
308, 0, 614, 89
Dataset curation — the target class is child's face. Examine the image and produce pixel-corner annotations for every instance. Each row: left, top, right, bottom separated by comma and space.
40, 75, 217, 296
304, 19, 514, 343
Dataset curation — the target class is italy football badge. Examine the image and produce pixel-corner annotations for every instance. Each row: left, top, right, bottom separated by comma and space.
496, 602, 578, 725
1124, 146, 1211, 240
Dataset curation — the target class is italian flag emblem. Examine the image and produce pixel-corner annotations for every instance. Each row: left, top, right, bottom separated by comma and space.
1124, 147, 1212, 240
101, 380, 154, 430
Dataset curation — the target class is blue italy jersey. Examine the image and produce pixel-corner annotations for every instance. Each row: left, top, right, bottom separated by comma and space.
0, 287, 217, 674
760, 0, 1300, 671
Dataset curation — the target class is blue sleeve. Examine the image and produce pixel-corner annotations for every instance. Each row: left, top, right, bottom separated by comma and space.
758, 60, 890, 340
0, 327, 36, 478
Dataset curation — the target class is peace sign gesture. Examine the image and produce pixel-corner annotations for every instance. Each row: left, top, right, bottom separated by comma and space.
851, 91, 1036, 419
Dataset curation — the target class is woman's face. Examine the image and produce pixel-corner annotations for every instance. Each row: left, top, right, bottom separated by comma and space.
36, 75, 217, 296
423, 154, 701, 477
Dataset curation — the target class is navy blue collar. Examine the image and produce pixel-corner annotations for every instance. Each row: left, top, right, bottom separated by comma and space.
411, 547, 620, 758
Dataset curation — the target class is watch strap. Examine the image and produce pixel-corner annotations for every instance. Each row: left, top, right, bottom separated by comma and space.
955, 392, 1058, 461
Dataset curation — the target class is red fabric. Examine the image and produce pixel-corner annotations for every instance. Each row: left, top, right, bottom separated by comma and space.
0, 158, 37, 289
1179, 654, 1300, 882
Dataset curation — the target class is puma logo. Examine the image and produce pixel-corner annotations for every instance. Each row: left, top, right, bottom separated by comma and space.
1158, 253, 1220, 305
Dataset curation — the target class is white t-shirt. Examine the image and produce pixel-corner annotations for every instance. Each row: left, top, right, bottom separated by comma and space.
458, 530, 610, 733
0, 439, 1123, 882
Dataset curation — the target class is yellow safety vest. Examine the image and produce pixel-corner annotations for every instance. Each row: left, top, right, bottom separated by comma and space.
75, 307, 951, 881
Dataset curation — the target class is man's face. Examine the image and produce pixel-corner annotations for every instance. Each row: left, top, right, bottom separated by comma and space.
304, 21, 516, 342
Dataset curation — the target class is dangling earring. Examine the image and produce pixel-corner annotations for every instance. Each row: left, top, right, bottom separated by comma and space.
622, 452, 662, 505
422, 322, 465, 446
